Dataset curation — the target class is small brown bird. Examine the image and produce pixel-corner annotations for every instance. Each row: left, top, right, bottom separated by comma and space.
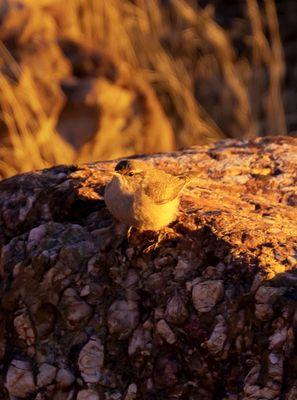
104, 159, 188, 231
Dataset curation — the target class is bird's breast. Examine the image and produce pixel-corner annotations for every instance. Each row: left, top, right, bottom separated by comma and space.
104, 177, 135, 226
104, 176, 180, 230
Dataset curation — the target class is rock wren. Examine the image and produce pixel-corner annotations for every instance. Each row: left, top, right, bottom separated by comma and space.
104, 159, 188, 231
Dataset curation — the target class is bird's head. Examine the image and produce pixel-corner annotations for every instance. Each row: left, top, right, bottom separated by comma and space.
114, 159, 145, 179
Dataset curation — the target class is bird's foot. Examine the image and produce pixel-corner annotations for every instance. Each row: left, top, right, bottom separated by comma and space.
157, 227, 175, 244
143, 227, 175, 253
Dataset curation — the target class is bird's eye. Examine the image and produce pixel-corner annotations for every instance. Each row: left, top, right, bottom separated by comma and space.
128, 172, 134, 177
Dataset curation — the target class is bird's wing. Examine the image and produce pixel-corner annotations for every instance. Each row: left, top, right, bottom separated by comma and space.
143, 170, 187, 205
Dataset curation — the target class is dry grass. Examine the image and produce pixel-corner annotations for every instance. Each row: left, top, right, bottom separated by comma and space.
0, 42, 75, 175
0, 0, 287, 178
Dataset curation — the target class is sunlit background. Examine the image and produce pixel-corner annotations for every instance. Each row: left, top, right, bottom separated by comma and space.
0, 0, 295, 179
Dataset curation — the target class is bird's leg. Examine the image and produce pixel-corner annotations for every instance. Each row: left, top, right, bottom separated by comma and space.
156, 226, 175, 245
127, 226, 133, 239
143, 226, 175, 253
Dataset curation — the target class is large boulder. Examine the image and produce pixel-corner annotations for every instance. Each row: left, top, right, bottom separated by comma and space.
0, 137, 296, 399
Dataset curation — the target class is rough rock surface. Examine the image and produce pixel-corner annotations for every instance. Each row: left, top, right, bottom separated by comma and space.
0, 137, 296, 399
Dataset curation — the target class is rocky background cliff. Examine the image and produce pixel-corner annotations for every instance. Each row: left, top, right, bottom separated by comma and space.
0, 137, 296, 399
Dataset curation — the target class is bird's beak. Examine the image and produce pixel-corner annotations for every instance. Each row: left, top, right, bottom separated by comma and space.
113, 172, 121, 177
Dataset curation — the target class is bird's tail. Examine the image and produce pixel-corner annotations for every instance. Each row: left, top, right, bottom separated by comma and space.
177, 174, 212, 192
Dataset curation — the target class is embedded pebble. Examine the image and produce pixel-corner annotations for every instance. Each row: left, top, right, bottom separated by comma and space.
37, 363, 57, 387
56, 368, 75, 388
6, 360, 36, 398
128, 326, 152, 356
107, 300, 139, 339
77, 389, 100, 400
165, 293, 188, 325
124, 383, 138, 400
255, 286, 285, 304
269, 327, 288, 350
156, 319, 177, 344
192, 280, 224, 312
61, 288, 93, 328
255, 303, 274, 321
14, 311, 35, 349
78, 337, 104, 383
204, 315, 227, 354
